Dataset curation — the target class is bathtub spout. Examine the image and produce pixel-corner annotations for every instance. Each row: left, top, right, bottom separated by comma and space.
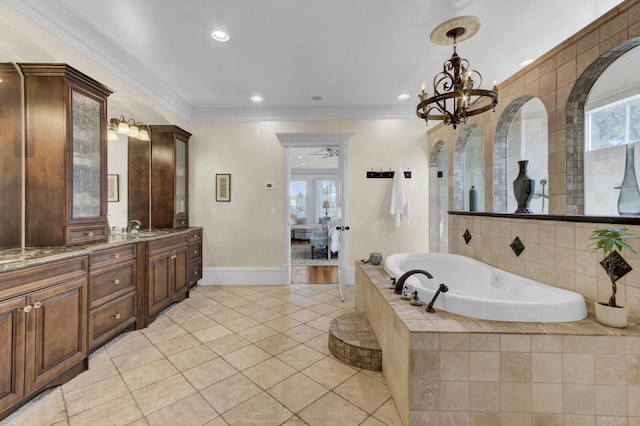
426, 283, 449, 313
394, 269, 434, 294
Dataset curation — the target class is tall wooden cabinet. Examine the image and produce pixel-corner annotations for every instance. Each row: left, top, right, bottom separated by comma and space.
128, 125, 191, 230
0, 63, 23, 249
20, 63, 112, 246
150, 125, 191, 229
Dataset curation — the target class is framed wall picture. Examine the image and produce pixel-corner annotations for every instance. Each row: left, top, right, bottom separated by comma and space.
216, 173, 231, 202
107, 174, 119, 202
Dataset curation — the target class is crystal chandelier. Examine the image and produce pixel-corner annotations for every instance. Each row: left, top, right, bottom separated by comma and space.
417, 16, 498, 129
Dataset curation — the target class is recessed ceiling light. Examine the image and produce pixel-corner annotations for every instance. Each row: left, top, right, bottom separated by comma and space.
297, 155, 303, 159
211, 30, 230, 42
311, 96, 323, 101
398, 94, 411, 100
300, 163, 306, 166
251, 95, 263, 102
518, 58, 534, 67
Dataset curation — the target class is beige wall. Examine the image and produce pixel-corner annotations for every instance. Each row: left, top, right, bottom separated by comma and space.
0, 2, 431, 276
188, 119, 429, 268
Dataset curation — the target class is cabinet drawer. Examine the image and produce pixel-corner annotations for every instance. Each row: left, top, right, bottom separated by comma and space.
188, 229, 202, 242
174, 216, 189, 229
188, 259, 202, 285
89, 263, 135, 306
67, 225, 108, 246
90, 244, 136, 270
149, 235, 188, 254
89, 292, 135, 348
188, 241, 202, 260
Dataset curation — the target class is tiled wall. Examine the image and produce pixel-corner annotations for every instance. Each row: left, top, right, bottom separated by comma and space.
449, 214, 640, 324
409, 332, 640, 425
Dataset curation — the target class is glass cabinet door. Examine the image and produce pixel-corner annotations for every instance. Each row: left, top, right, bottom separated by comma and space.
175, 138, 187, 214
71, 89, 102, 218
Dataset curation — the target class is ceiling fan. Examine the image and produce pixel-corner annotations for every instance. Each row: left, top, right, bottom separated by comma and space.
309, 147, 339, 158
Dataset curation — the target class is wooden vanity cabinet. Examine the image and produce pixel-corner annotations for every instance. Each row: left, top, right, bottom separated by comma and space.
0, 256, 89, 419
149, 125, 191, 229
88, 244, 137, 351
138, 234, 189, 328
20, 63, 112, 246
188, 229, 203, 288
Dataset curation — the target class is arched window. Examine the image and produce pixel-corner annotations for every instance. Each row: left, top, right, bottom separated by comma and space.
493, 96, 548, 213
584, 45, 640, 216
429, 141, 448, 253
506, 98, 548, 214
453, 125, 484, 212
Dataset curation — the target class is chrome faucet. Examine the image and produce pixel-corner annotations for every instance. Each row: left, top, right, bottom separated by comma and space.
393, 269, 434, 294
126, 219, 142, 234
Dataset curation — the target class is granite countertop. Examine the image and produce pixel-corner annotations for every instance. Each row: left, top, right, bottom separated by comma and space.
0, 227, 202, 273
358, 262, 640, 337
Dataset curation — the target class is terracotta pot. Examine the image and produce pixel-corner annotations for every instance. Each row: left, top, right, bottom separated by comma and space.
594, 301, 628, 328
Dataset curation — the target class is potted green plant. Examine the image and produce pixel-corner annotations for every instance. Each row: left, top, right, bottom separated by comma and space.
588, 226, 637, 328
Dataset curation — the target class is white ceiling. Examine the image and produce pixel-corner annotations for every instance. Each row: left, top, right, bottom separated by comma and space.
2, 0, 625, 122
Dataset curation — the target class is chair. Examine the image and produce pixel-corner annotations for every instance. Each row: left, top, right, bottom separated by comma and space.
309, 230, 328, 259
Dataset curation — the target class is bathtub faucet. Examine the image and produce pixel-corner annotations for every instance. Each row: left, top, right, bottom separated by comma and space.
393, 269, 434, 294
426, 283, 449, 313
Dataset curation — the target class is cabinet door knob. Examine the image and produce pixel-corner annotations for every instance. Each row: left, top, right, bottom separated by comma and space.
33, 301, 42, 309
113, 313, 121, 320
113, 278, 120, 285
193, 250, 198, 255
193, 271, 198, 275
86, 231, 95, 237
113, 253, 120, 258
22, 305, 32, 313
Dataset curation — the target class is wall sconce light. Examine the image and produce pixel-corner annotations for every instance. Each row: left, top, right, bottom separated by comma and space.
109, 116, 151, 141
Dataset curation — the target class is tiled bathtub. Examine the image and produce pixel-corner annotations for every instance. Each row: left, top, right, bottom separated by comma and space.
355, 262, 640, 425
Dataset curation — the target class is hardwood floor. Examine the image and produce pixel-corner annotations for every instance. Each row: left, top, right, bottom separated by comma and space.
290, 238, 338, 284
291, 265, 338, 284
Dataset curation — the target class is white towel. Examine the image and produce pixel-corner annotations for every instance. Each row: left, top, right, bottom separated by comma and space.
390, 167, 410, 228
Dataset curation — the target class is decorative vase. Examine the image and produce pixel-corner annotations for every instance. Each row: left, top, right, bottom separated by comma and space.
594, 301, 628, 328
513, 160, 536, 213
368, 252, 383, 265
617, 143, 640, 216
469, 186, 478, 212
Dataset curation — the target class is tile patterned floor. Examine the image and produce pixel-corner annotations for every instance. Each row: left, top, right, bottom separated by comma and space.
3, 284, 403, 426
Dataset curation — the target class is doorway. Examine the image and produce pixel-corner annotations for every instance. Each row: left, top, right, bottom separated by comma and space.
277, 133, 353, 300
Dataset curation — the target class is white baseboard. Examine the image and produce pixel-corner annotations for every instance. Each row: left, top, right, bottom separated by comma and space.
200, 266, 355, 286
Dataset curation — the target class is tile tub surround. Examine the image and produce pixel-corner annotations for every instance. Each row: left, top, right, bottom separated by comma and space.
449, 213, 640, 325
355, 262, 640, 425
4, 283, 403, 425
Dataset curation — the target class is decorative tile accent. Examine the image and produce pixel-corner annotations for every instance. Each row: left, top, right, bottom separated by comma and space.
510, 236, 525, 257
599, 250, 632, 282
328, 313, 381, 371
463, 229, 472, 245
